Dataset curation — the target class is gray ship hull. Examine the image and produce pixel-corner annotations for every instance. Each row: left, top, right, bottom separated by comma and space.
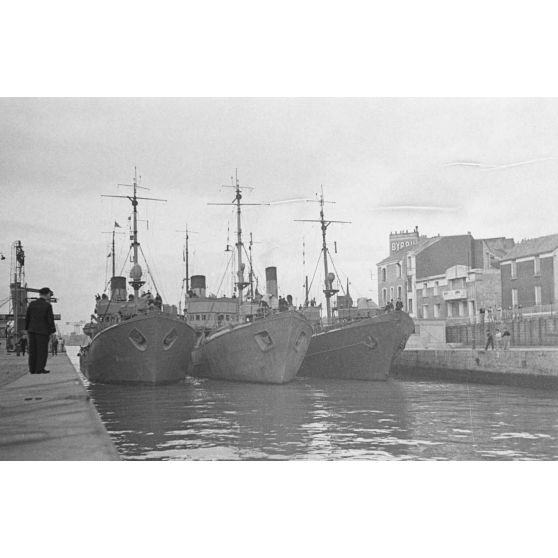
80, 314, 196, 385
297, 311, 415, 380
192, 311, 312, 384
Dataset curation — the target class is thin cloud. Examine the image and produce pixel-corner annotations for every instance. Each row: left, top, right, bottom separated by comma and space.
444, 156, 558, 170
373, 205, 459, 212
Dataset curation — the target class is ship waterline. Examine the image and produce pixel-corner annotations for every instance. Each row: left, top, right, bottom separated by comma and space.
298, 311, 415, 380
191, 311, 312, 384
81, 313, 196, 385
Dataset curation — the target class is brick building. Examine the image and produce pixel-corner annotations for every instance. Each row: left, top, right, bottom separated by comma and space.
500, 233, 558, 313
377, 230, 514, 319
416, 236, 513, 321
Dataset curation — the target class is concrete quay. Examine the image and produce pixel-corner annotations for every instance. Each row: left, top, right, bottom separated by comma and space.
393, 346, 558, 389
0, 349, 119, 460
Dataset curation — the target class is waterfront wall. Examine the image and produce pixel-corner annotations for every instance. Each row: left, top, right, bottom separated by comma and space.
446, 316, 558, 347
393, 348, 558, 388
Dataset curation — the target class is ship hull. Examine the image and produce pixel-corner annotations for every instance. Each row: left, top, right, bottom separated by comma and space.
297, 311, 415, 380
192, 312, 312, 384
80, 314, 196, 385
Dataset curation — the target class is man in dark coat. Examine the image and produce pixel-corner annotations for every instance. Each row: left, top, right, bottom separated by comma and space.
25, 287, 56, 374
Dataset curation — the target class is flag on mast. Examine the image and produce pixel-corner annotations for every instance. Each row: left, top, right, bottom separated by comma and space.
114, 221, 121, 228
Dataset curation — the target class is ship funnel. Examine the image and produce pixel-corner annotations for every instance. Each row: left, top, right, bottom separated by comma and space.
110, 276, 127, 302
265, 266, 278, 297
191, 275, 206, 297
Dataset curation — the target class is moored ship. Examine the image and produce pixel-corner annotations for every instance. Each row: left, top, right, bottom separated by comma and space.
295, 189, 415, 380
80, 170, 196, 385
186, 270, 311, 384
298, 308, 414, 380
186, 173, 312, 384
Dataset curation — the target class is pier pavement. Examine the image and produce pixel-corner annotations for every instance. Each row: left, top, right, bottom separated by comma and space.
0, 348, 119, 460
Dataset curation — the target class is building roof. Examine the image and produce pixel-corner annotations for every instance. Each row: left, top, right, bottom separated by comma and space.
377, 253, 403, 266
414, 236, 442, 255
376, 236, 441, 266
500, 233, 558, 261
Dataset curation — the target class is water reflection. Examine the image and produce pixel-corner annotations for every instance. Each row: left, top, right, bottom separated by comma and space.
68, 344, 558, 461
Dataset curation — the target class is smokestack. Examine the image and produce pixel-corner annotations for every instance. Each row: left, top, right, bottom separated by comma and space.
110, 276, 127, 302
191, 275, 206, 297
265, 267, 278, 298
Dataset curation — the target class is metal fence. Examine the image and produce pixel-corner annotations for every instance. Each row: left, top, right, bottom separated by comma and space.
446, 315, 558, 348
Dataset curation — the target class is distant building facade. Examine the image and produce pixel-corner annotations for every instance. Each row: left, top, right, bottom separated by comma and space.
500, 233, 558, 314
376, 227, 422, 314
417, 265, 502, 321
377, 229, 514, 319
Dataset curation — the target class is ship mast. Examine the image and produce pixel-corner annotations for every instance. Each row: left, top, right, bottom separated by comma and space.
249, 232, 254, 299
209, 170, 264, 307
102, 168, 166, 299
295, 187, 350, 322
318, 191, 336, 320
102, 222, 124, 287
185, 226, 190, 295
111, 229, 116, 279
131, 169, 139, 269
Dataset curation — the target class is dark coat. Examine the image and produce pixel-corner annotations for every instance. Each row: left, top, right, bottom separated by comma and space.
25, 298, 56, 336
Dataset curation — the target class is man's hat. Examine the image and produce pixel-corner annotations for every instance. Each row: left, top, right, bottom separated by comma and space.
39, 287, 53, 296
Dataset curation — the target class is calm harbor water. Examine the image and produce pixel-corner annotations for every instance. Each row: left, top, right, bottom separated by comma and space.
67, 348, 558, 460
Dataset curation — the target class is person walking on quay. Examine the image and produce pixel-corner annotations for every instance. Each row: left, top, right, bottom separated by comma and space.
485, 330, 494, 351
495, 328, 502, 349
502, 328, 511, 350
395, 298, 404, 311
25, 287, 56, 375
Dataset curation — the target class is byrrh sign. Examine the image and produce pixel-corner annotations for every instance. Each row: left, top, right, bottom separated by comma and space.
391, 239, 418, 253
389, 229, 420, 255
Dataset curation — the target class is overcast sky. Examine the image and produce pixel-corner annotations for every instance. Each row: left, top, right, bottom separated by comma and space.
2, 97, 558, 330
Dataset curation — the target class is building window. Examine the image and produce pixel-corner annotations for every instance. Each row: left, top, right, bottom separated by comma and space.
408, 299, 413, 314
434, 303, 440, 318
511, 260, 517, 279
396, 263, 402, 278
397, 286, 402, 300
390, 287, 394, 301
423, 282, 428, 295
434, 281, 439, 296
534, 256, 540, 276
512, 288, 518, 307
423, 305, 428, 319
535, 285, 542, 305
407, 255, 412, 269
382, 288, 387, 305
447, 303, 453, 318
381, 267, 386, 282
451, 278, 465, 290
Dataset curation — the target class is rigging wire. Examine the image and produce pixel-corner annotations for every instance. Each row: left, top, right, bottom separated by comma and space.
307, 247, 324, 296
139, 245, 164, 300
328, 250, 347, 297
